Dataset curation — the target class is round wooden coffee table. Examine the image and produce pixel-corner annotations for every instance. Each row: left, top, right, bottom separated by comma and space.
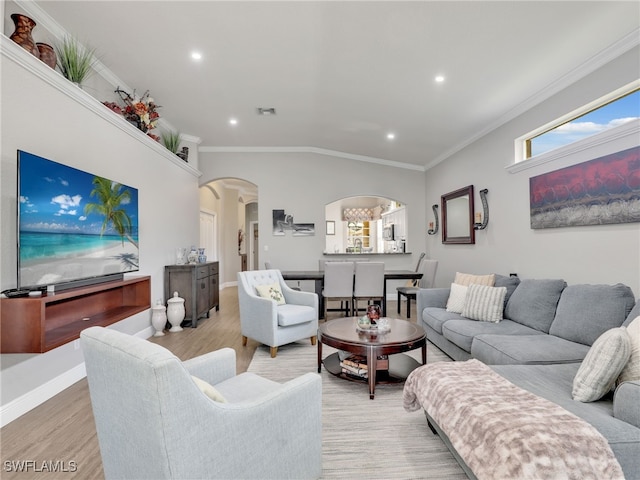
317, 317, 426, 399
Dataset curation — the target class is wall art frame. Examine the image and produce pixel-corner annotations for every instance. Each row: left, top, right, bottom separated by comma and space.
529, 146, 640, 229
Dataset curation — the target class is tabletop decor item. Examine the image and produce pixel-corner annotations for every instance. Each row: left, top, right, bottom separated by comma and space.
167, 292, 185, 332
187, 246, 198, 264
103, 88, 160, 139
356, 316, 391, 334
151, 300, 167, 337
54, 35, 98, 87
176, 146, 189, 162
175, 247, 187, 265
357, 315, 371, 329
9, 13, 39, 58
36, 43, 56, 69
161, 130, 181, 154
367, 304, 381, 324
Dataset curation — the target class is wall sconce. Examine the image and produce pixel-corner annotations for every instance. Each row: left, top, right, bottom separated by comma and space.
427, 204, 439, 235
474, 188, 489, 230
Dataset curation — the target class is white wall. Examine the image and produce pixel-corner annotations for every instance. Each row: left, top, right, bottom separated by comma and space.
0, 41, 200, 422
424, 47, 640, 295
198, 151, 427, 289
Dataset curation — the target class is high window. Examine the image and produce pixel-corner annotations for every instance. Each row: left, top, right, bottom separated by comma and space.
518, 84, 639, 162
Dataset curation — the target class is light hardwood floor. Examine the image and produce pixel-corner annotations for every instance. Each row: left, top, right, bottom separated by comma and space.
0, 287, 415, 479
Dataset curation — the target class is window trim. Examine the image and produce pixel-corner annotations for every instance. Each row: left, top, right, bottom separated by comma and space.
507, 118, 639, 174
513, 80, 640, 166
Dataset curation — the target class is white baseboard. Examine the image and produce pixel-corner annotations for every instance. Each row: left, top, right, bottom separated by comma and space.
0, 326, 153, 428
0, 363, 86, 428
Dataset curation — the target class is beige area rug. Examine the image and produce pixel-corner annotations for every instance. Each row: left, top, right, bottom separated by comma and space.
247, 340, 467, 479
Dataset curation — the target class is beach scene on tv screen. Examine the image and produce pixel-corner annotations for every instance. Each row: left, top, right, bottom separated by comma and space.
18, 151, 139, 288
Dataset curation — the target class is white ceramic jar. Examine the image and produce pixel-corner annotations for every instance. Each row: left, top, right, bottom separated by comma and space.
151, 300, 167, 337
167, 291, 185, 332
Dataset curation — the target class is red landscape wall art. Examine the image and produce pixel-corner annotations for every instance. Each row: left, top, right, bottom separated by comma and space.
529, 146, 640, 229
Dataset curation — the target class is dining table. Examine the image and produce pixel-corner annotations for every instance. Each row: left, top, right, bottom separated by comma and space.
281, 269, 422, 318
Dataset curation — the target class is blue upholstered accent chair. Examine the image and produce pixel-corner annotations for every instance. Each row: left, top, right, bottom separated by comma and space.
81, 326, 322, 479
237, 269, 318, 358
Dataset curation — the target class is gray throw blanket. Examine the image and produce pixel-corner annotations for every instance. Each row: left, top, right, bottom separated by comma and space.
403, 359, 624, 480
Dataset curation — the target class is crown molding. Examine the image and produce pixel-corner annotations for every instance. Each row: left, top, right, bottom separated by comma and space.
425, 27, 640, 171
199, 146, 426, 172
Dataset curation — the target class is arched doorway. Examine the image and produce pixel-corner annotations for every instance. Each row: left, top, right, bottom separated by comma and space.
200, 178, 258, 286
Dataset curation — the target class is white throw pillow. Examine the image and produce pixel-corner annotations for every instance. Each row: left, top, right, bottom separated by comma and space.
572, 327, 631, 402
446, 283, 468, 314
618, 316, 640, 385
462, 284, 507, 323
192, 375, 227, 403
255, 283, 286, 305
454, 272, 496, 287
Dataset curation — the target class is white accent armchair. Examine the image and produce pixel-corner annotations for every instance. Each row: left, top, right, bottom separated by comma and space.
238, 269, 318, 357
81, 326, 322, 480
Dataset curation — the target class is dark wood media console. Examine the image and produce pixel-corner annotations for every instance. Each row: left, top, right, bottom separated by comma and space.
0, 276, 151, 353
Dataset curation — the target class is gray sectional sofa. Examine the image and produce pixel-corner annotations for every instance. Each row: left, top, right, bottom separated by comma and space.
416, 277, 640, 478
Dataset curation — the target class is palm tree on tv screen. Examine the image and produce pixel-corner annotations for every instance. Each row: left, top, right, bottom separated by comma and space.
84, 176, 138, 249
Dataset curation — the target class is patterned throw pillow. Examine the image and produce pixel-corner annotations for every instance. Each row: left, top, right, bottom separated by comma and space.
462, 284, 507, 323
618, 316, 640, 385
446, 283, 468, 314
255, 283, 286, 305
192, 375, 227, 403
573, 327, 631, 402
454, 272, 496, 287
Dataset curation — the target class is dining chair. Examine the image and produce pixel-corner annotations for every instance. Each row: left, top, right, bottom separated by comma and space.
265, 261, 300, 290
394, 252, 425, 316
353, 261, 385, 317
322, 261, 355, 320
396, 258, 438, 318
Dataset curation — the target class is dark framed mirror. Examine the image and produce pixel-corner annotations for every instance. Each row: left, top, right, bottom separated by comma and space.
442, 185, 475, 244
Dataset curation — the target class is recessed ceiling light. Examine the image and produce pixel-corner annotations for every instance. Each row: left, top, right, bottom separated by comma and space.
387, 133, 395, 140
229, 118, 238, 126
191, 52, 202, 61
435, 75, 445, 83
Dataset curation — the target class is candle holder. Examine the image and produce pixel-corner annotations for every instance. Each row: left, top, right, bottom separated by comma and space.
427, 204, 439, 235
474, 189, 489, 230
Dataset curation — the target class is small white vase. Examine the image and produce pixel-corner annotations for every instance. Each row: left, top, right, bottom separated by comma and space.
167, 291, 185, 332
151, 300, 167, 337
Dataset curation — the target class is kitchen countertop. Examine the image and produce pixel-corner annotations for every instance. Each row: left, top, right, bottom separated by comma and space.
322, 252, 412, 255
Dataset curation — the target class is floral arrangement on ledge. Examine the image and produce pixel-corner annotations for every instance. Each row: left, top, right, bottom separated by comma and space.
103, 87, 160, 141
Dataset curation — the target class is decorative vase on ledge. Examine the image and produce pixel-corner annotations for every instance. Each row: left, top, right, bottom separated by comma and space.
36, 43, 57, 69
10, 13, 39, 58
176, 146, 189, 162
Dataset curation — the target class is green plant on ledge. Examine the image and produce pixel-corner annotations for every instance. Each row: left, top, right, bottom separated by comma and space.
54, 35, 97, 86
161, 130, 182, 154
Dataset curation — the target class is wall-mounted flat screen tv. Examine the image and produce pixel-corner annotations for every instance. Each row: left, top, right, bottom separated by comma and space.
17, 150, 139, 290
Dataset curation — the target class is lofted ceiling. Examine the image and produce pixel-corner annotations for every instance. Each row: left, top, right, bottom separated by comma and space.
25, 1, 640, 170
